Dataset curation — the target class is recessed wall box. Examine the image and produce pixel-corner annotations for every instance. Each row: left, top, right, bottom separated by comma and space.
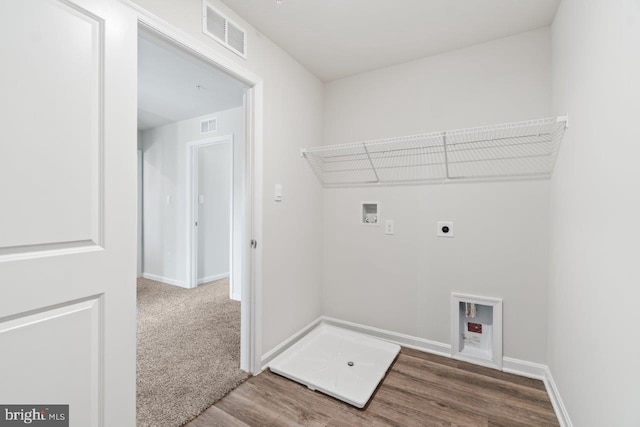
451, 293, 503, 370
361, 202, 379, 226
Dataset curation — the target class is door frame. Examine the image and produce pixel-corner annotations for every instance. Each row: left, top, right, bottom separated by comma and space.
137, 149, 143, 278
128, 3, 263, 375
186, 135, 234, 292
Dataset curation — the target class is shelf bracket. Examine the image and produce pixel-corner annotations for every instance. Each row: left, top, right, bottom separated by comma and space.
363, 143, 380, 183
558, 114, 569, 128
443, 132, 450, 180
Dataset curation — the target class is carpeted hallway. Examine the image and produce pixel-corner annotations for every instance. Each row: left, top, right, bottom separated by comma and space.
136, 277, 250, 427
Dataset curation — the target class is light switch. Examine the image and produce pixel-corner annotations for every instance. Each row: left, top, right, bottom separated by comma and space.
385, 220, 395, 235
199, 194, 205, 204
166, 195, 172, 206
275, 184, 282, 202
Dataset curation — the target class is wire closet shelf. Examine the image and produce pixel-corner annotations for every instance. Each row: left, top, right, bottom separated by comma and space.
301, 116, 568, 187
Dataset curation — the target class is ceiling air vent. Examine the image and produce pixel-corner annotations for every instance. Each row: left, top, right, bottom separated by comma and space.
202, 2, 247, 59
200, 117, 217, 134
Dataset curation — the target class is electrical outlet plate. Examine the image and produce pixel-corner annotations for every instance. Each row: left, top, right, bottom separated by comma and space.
437, 221, 454, 237
385, 220, 394, 235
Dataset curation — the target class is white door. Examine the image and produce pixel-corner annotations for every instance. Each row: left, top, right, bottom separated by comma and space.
196, 141, 232, 285
0, 0, 137, 426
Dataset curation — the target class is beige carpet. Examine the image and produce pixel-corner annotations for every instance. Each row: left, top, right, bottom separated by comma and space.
137, 277, 249, 427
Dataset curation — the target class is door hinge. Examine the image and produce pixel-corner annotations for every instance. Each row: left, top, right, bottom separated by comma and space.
250, 239, 257, 249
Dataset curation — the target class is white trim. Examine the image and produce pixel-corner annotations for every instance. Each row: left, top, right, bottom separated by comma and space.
322, 316, 451, 357
260, 316, 323, 370
227, 127, 238, 302
544, 366, 573, 427
503, 357, 573, 427
244, 84, 264, 374
137, 150, 143, 278
142, 273, 188, 288
197, 272, 230, 285
122, 0, 264, 374
502, 357, 546, 380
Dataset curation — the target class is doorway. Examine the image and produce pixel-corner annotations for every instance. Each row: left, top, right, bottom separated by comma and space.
135, 23, 258, 426
187, 136, 239, 299
130, 15, 264, 378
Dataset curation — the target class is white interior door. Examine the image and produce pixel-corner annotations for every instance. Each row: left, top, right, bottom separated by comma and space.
0, 1, 137, 426
196, 141, 232, 285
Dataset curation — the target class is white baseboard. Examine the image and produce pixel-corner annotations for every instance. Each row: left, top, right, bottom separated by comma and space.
322, 316, 451, 357
544, 366, 573, 427
503, 356, 547, 380
260, 315, 571, 426
260, 316, 323, 370
501, 357, 572, 427
142, 273, 189, 288
197, 272, 229, 285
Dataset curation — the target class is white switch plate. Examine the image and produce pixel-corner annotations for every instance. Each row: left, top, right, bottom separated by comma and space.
275, 184, 282, 202
437, 221, 454, 237
385, 220, 394, 235
199, 194, 205, 204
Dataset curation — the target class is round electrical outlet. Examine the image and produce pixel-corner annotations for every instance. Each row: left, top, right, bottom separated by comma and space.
437, 221, 454, 237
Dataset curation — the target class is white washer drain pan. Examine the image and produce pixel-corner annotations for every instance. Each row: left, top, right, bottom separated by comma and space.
269, 324, 400, 408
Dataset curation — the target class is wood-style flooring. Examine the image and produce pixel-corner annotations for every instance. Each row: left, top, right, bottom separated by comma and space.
186, 347, 559, 426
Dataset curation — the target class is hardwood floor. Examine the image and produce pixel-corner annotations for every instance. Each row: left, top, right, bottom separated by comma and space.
186, 347, 559, 426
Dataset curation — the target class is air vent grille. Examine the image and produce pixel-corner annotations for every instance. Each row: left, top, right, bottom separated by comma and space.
202, 2, 247, 59
227, 22, 246, 56
206, 8, 226, 40
200, 118, 217, 134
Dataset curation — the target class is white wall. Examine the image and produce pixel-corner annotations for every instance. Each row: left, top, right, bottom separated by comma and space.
197, 142, 232, 283
131, 0, 325, 355
141, 107, 244, 287
322, 28, 552, 363
549, 1, 640, 425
